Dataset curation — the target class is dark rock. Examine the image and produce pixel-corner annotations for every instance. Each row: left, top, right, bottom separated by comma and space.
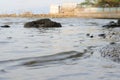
98, 34, 106, 38
103, 21, 120, 28
86, 33, 90, 36
110, 42, 116, 45
24, 46, 28, 49
86, 33, 94, 38
0, 69, 6, 73
1, 25, 10, 28
102, 20, 120, 28
112, 33, 115, 35
24, 18, 62, 28
90, 35, 94, 38
7, 37, 12, 39
103, 19, 120, 28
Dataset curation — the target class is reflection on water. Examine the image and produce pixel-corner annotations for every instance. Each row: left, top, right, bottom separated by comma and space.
0, 18, 120, 80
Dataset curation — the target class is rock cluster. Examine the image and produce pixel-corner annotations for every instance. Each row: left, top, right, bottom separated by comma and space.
99, 43, 120, 62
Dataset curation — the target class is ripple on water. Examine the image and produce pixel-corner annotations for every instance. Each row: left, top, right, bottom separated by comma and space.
0, 18, 120, 80
0, 50, 90, 66
0, 41, 13, 44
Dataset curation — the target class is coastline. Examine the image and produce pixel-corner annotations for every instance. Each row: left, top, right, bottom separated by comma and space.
0, 13, 120, 19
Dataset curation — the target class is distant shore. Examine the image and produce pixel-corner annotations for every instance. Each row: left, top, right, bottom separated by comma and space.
0, 13, 120, 19
0, 13, 76, 18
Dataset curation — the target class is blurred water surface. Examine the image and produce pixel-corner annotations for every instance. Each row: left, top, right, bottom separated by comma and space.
0, 18, 119, 80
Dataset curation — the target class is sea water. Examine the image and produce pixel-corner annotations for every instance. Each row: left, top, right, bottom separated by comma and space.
0, 18, 120, 80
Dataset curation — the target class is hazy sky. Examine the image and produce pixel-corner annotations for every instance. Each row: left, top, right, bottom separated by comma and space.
0, 0, 84, 14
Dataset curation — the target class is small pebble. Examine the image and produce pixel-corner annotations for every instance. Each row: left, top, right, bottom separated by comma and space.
112, 33, 115, 35
90, 35, 94, 38
110, 42, 116, 45
86, 33, 90, 36
0, 69, 6, 72
7, 37, 12, 39
24, 46, 28, 48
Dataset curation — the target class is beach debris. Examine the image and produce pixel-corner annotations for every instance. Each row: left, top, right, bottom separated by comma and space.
24, 18, 62, 28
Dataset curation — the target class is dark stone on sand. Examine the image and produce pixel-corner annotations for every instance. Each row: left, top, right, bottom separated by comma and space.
1, 25, 10, 28
102, 19, 120, 28
24, 18, 62, 28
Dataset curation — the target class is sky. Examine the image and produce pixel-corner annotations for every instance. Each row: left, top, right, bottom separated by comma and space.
0, 0, 84, 14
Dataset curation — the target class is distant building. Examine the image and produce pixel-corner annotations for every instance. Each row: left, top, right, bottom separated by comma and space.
60, 3, 77, 14
50, 5, 60, 14
61, 3, 77, 9
50, 3, 77, 14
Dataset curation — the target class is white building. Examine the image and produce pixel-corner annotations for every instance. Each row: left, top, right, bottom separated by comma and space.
60, 3, 77, 14
50, 3, 77, 14
61, 3, 77, 9
50, 5, 60, 14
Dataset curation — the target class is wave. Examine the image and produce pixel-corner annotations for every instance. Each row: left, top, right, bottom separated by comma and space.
22, 51, 85, 67
0, 50, 92, 68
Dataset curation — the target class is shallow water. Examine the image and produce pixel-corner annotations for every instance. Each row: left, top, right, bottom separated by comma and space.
0, 18, 120, 80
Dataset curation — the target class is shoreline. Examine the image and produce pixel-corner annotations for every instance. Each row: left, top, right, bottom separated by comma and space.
0, 13, 120, 19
